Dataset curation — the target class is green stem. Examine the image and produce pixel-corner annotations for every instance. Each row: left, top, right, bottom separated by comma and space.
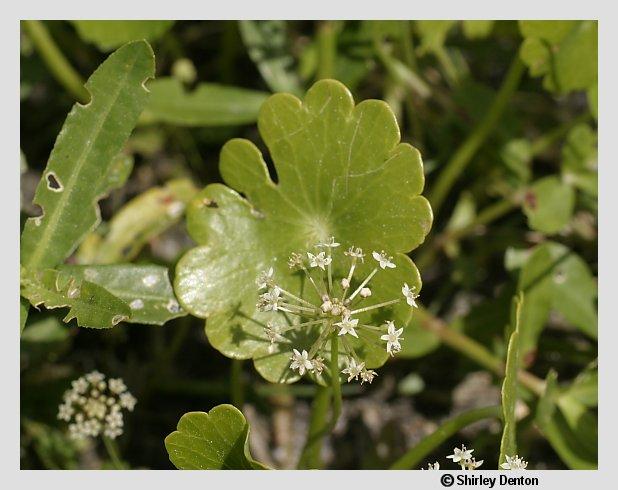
102, 436, 124, 470
22, 20, 89, 103
399, 21, 424, 149
329, 333, 342, 431
428, 55, 525, 216
373, 38, 432, 100
435, 46, 459, 86
230, 359, 244, 408
389, 406, 502, 469
415, 197, 519, 270
316, 21, 338, 80
297, 385, 330, 469
416, 308, 545, 397
297, 332, 343, 469
415, 112, 591, 271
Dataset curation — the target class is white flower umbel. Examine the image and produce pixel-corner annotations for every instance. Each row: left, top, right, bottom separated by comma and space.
501, 455, 528, 470
57, 370, 136, 441
255, 237, 419, 384
447, 444, 474, 469
423, 462, 440, 470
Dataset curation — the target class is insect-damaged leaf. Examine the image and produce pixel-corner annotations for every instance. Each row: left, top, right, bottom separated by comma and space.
174, 80, 432, 383
60, 264, 185, 326
20, 41, 155, 271
20, 268, 130, 329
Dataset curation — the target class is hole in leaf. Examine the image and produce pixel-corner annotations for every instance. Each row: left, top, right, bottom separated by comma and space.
46, 172, 63, 192
111, 315, 126, 326
30, 204, 45, 226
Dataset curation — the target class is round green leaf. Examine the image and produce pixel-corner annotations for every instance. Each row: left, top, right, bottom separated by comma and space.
165, 404, 268, 470
175, 80, 432, 382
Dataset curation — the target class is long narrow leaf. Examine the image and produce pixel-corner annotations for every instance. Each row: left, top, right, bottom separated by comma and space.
20, 41, 155, 270
499, 293, 523, 467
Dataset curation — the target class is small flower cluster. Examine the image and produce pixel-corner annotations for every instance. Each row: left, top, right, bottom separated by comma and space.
424, 445, 529, 470
256, 237, 419, 384
501, 454, 529, 470
446, 445, 484, 470
57, 370, 137, 440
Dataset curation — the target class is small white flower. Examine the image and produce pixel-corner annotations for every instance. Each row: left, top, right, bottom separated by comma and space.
307, 251, 332, 270
57, 403, 74, 421
264, 322, 285, 344
380, 321, 404, 356
288, 252, 303, 269
320, 299, 333, 312
104, 426, 123, 439
423, 462, 440, 470
344, 246, 365, 261
447, 445, 474, 463
501, 455, 528, 470
85, 370, 105, 384
360, 369, 378, 384
464, 458, 484, 470
335, 315, 359, 338
359, 287, 372, 298
402, 283, 419, 308
342, 358, 365, 382
119, 392, 137, 411
71, 377, 88, 394
341, 278, 350, 289
311, 357, 326, 375
64, 390, 80, 404
372, 251, 396, 269
257, 286, 282, 312
317, 237, 340, 248
69, 423, 85, 440
290, 349, 313, 376
330, 300, 344, 316
108, 378, 127, 394
105, 410, 124, 429
256, 267, 275, 290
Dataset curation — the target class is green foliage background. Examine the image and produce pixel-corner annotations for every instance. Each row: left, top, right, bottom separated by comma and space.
20, 20, 597, 470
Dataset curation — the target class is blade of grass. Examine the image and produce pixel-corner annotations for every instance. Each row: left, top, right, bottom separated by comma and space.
390, 405, 502, 469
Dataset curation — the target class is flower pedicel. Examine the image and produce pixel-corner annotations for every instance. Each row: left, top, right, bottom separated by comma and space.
256, 237, 419, 384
